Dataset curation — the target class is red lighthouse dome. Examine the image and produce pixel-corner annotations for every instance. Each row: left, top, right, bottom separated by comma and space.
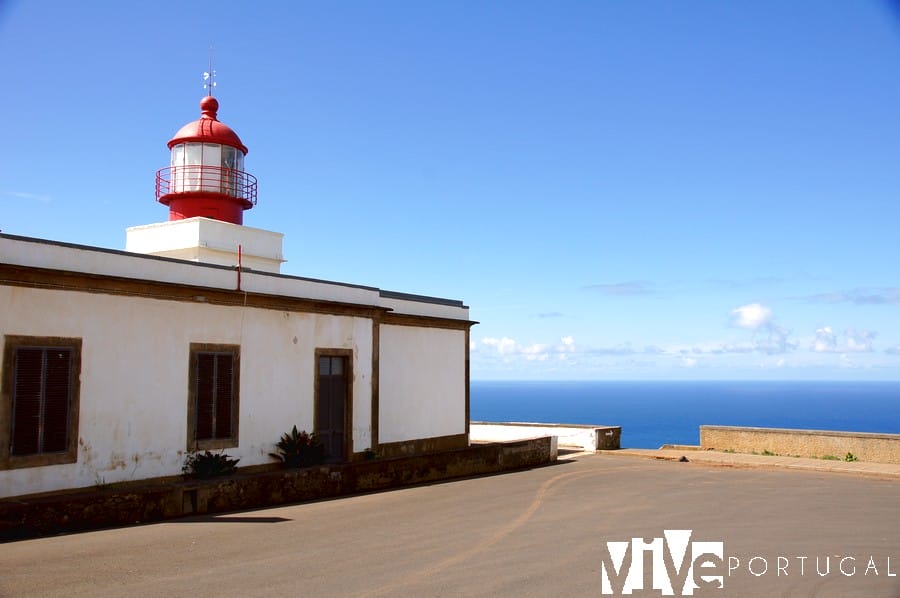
155, 96, 257, 225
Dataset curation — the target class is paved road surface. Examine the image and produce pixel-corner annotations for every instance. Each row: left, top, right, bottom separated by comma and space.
1, 453, 898, 597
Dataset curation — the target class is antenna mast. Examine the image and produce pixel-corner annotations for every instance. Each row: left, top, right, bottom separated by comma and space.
203, 46, 217, 96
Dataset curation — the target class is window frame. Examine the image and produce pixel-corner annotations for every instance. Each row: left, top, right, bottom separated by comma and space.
187, 343, 240, 451
0, 335, 82, 470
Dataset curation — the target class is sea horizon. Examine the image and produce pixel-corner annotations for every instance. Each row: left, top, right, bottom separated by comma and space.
470, 379, 900, 449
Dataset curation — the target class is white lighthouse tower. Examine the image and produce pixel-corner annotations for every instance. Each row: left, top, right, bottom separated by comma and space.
126, 74, 284, 273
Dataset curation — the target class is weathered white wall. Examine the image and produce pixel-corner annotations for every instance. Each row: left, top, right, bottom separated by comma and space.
379, 325, 466, 443
0, 285, 372, 498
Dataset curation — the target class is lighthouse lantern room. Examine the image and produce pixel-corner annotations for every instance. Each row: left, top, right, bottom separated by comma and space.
156, 95, 257, 225
126, 80, 284, 274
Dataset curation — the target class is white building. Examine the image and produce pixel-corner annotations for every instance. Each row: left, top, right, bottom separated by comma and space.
0, 94, 474, 499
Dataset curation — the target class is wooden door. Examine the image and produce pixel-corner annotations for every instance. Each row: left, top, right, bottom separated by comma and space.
316, 355, 348, 461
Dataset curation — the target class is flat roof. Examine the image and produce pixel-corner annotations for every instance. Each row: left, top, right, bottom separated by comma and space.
0, 233, 470, 315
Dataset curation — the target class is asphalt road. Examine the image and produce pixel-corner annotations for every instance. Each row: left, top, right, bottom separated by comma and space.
1, 454, 898, 597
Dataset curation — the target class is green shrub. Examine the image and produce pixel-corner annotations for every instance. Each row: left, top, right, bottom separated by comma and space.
844, 452, 858, 462
183, 450, 240, 479
270, 425, 325, 468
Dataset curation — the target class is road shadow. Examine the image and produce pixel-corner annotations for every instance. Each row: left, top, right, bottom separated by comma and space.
174, 515, 291, 524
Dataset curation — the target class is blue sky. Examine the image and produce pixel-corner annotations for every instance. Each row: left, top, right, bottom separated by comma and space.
1, 1, 899, 380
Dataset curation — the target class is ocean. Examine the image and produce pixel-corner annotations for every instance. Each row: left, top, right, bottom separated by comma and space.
470, 380, 900, 449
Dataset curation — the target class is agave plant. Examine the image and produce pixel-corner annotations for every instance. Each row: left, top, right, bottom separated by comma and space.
182, 450, 240, 479
270, 425, 325, 468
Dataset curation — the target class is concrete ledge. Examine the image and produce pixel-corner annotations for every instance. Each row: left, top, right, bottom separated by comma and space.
0, 437, 555, 542
700, 425, 900, 464
471, 422, 620, 451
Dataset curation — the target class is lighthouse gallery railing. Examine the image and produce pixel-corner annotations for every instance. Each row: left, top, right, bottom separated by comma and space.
156, 165, 258, 207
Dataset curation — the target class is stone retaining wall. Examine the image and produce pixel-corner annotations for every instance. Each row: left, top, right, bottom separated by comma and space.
470, 422, 620, 451
700, 425, 900, 464
0, 437, 555, 541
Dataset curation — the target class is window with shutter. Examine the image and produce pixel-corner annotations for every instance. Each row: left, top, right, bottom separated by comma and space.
1, 336, 82, 470
187, 344, 239, 450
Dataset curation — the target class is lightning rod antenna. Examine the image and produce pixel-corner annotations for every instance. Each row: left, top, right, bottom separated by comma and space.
203, 46, 217, 96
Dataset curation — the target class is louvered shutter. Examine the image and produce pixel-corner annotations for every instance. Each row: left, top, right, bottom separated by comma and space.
11, 348, 43, 455
214, 353, 233, 439
196, 353, 216, 440
195, 352, 234, 441
11, 347, 72, 455
42, 349, 72, 452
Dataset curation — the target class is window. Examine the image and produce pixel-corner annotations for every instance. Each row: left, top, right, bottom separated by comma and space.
1, 336, 81, 470
187, 344, 240, 450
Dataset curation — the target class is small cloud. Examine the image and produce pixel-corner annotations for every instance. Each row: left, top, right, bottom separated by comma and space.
481, 336, 518, 355
478, 336, 580, 361
705, 275, 790, 288
536, 311, 563, 319
813, 327, 837, 352
681, 357, 698, 367
812, 327, 876, 353
2, 190, 51, 203
727, 304, 796, 354
588, 343, 636, 356
845, 328, 876, 352
804, 288, 900, 306
582, 281, 653, 296
885, 345, 900, 355
521, 343, 550, 361
730, 303, 773, 330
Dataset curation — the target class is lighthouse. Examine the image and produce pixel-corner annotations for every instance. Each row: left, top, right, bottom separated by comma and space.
126, 86, 284, 273
156, 95, 256, 225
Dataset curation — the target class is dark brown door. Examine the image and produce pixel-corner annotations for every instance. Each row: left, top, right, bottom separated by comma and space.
316, 355, 347, 461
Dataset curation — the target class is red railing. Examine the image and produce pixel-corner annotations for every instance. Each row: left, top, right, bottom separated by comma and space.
156, 165, 258, 206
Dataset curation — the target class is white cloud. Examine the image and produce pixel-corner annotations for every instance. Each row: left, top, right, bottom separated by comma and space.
481, 336, 518, 355
522, 343, 550, 361
2, 190, 51, 203
846, 329, 876, 352
805, 287, 900, 306
812, 327, 876, 353
727, 304, 795, 354
813, 326, 837, 352
479, 336, 579, 361
730, 303, 773, 330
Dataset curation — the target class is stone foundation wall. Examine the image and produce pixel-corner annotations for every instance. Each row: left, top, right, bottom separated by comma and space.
700, 426, 900, 464
0, 437, 555, 541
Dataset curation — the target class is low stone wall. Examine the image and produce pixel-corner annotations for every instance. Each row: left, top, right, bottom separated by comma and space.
700, 425, 900, 464
470, 422, 621, 451
0, 437, 555, 542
